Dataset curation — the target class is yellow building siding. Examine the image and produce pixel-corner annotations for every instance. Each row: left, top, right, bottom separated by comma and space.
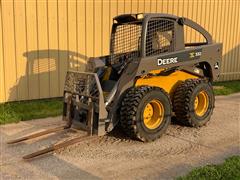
0, 0, 239, 102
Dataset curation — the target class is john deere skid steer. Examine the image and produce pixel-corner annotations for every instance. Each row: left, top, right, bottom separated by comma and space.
8, 13, 222, 159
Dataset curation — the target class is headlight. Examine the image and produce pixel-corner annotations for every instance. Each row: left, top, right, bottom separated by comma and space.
137, 14, 144, 20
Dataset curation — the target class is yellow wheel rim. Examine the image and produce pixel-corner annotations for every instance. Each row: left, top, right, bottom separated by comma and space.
143, 100, 164, 129
194, 91, 209, 117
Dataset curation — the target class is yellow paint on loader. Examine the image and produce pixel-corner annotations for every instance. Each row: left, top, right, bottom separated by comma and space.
194, 90, 209, 117
143, 99, 164, 130
135, 69, 199, 97
102, 67, 112, 81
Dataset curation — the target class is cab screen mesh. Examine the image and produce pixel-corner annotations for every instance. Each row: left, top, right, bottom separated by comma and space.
146, 19, 174, 56
110, 22, 142, 64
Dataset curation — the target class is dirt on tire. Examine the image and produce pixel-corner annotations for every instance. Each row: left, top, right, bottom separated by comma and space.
0, 93, 239, 179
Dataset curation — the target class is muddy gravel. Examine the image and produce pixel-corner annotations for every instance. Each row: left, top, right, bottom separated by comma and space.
0, 93, 239, 179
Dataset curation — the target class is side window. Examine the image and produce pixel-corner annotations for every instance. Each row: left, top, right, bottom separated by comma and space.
146, 19, 174, 56
184, 25, 207, 47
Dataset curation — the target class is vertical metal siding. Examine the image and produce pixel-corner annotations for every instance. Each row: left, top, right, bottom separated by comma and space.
0, 0, 239, 103
0, 0, 5, 102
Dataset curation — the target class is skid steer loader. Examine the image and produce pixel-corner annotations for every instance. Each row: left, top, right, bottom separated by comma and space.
8, 13, 222, 159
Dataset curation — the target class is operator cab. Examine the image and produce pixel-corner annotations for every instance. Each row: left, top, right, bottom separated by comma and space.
98, 13, 178, 95
88, 13, 213, 96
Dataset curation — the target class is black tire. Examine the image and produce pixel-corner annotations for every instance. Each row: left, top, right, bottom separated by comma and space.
173, 79, 215, 127
120, 86, 171, 142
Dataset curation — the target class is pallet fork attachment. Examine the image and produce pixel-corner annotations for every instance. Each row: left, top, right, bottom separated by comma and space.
7, 93, 97, 160
22, 135, 97, 160
7, 125, 70, 144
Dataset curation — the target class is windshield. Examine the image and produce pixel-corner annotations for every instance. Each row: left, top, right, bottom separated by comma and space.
110, 22, 142, 64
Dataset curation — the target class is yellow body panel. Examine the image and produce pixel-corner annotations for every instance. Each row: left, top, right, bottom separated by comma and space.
135, 70, 199, 96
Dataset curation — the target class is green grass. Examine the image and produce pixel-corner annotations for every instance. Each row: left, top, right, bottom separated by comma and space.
213, 80, 240, 95
177, 156, 240, 180
0, 98, 63, 125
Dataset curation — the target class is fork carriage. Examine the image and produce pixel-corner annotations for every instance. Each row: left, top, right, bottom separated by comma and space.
62, 71, 108, 136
